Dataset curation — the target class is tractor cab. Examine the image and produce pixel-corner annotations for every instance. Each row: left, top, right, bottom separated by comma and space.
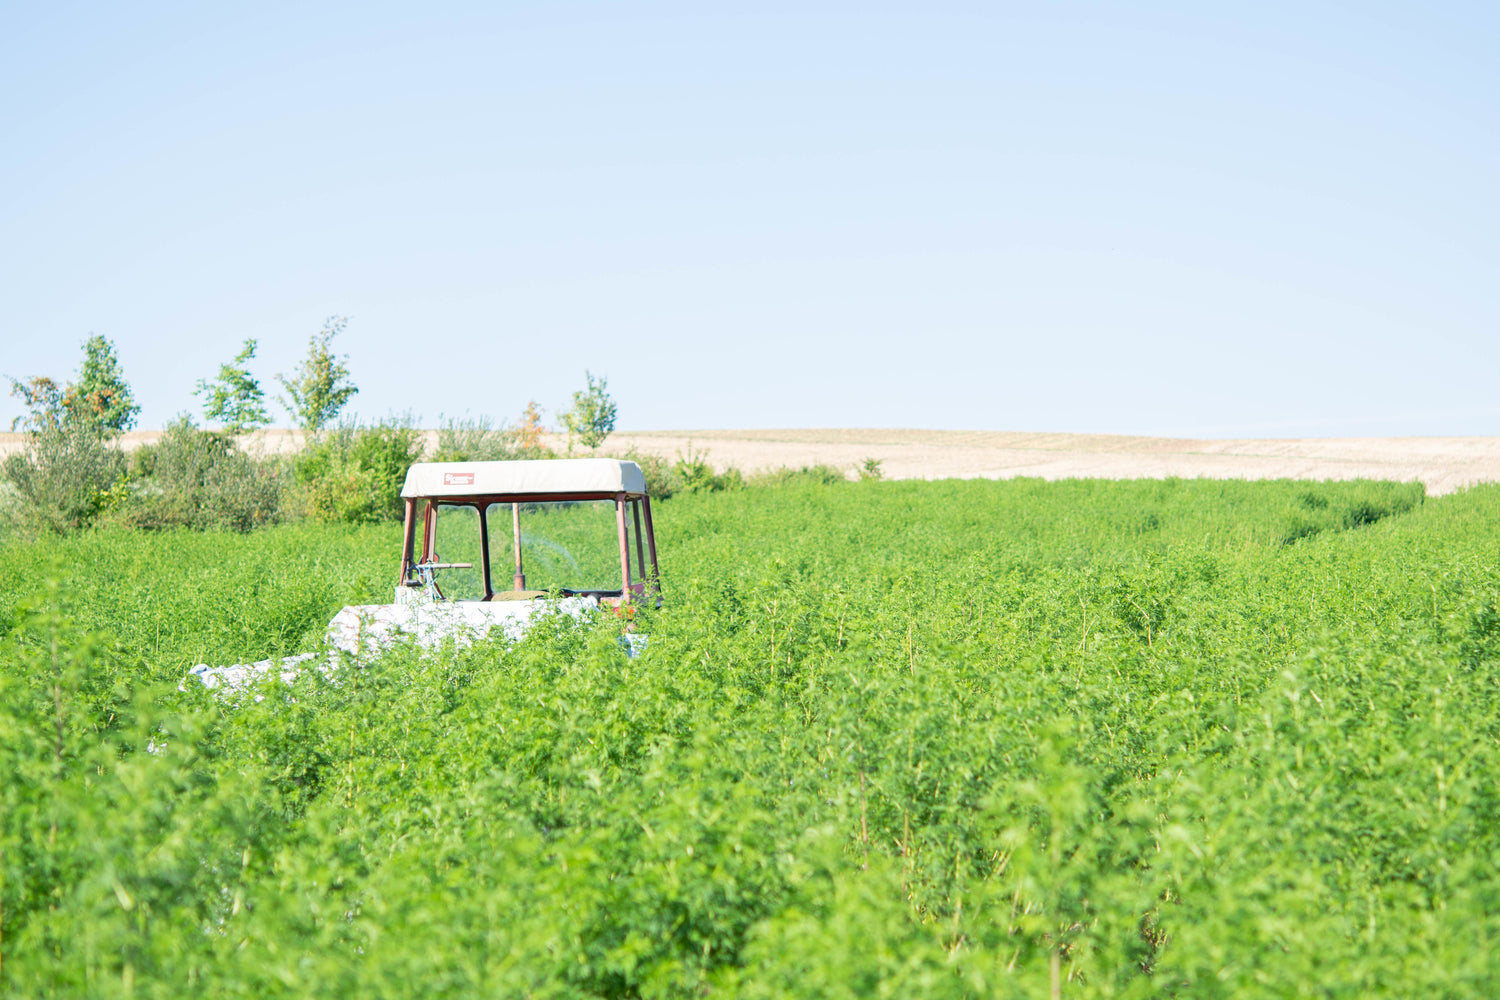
397, 458, 660, 609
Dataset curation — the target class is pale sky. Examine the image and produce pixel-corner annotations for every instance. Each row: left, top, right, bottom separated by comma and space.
3, 1, 1497, 437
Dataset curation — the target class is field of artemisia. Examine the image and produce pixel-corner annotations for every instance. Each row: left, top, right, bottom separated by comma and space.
3, 476, 1497, 997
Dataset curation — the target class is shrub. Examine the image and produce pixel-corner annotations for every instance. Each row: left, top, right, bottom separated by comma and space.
607, 449, 858, 499
434, 413, 557, 463
294, 417, 424, 524
746, 464, 847, 487
673, 445, 744, 495
115, 417, 282, 531
0, 421, 126, 533
1, 335, 141, 533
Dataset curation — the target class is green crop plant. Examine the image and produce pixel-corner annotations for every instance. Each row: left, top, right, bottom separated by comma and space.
3, 475, 1499, 997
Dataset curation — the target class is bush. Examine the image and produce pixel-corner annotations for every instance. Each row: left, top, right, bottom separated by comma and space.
1, 422, 126, 533
293, 418, 424, 524
433, 414, 556, 463
2, 337, 140, 534
599, 447, 855, 501
746, 464, 848, 488
673, 446, 744, 495
114, 417, 282, 531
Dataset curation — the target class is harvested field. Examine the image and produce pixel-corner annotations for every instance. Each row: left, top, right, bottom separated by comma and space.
4, 428, 1495, 495
605, 429, 1500, 496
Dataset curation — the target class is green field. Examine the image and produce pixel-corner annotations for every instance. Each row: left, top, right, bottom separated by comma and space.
3, 476, 1499, 998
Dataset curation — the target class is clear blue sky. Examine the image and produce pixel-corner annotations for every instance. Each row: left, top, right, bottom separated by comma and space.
3, 1, 1496, 437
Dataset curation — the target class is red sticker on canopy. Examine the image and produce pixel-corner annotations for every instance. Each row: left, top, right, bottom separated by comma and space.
443, 472, 475, 486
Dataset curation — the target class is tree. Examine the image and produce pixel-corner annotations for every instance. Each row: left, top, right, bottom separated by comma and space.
560, 371, 617, 453
7, 335, 138, 435
195, 339, 269, 435
3, 336, 136, 531
514, 400, 550, 458
277, 317, 358, 431
8, 376, 66, 433
64, 335, 139, 432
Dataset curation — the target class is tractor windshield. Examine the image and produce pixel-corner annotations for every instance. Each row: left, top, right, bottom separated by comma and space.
489, 499, 626, 595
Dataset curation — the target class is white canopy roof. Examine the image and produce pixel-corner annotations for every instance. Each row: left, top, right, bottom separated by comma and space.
401, 458, 648, 499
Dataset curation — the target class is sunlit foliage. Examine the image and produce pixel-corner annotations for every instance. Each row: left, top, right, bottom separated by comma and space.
3, 476, 1497, 997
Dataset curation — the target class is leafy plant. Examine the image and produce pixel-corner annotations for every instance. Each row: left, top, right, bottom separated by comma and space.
746, 463, 845, 487
65, 335, 140, 432
1, 338, 141, 533
561, 371, 617, 453
513, 400, 551, 457
608, 447, 676, 499
277, 316, 359, 431
196, 339, 270, 435
7, 335, 139, 435
673, 443, 743, 494
433, 413, 516, 463
434, 411, 558, 463
6, 475, 1498, 998
115, 416, 282, 531
0, 421, 125, 533
6, 375, 66, 432
293, 417, 424, 523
